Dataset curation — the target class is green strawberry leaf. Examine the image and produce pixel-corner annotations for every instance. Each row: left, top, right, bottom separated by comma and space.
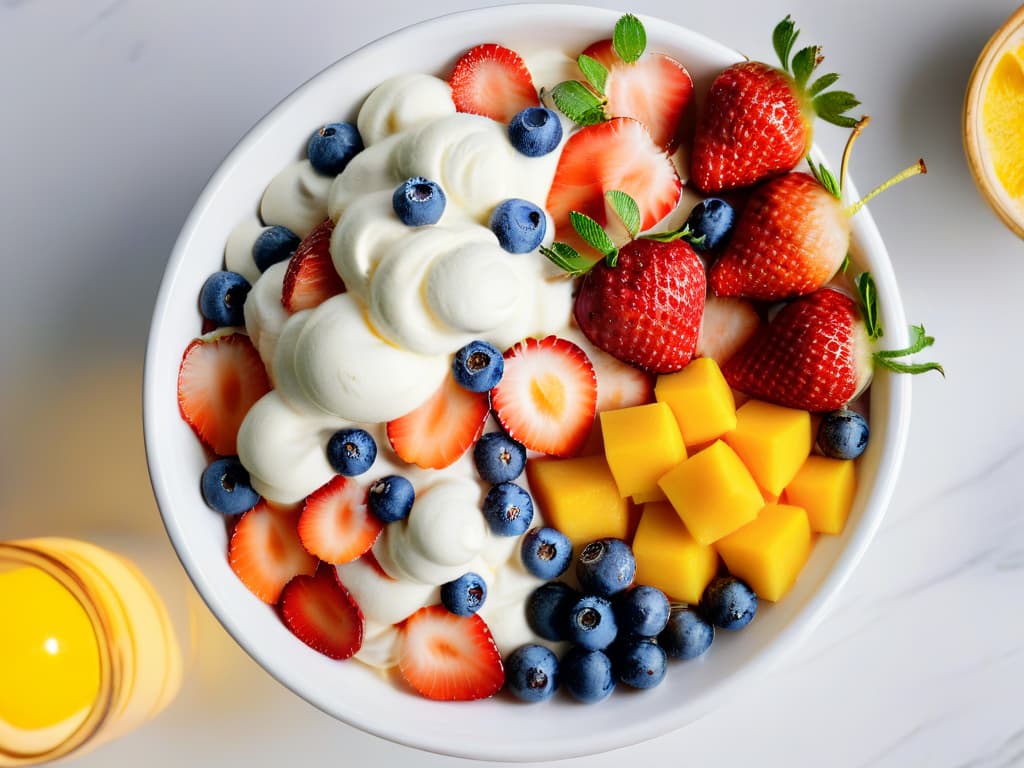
873, 324, 945, 376
540, 242, 593, 276
791, 45, 820, 91
807, 71, 840, 98
855, 272, 882, 340
613, 14, 646, 63
772, 15, 799, 72
813, 90, 861, 128
642, 226, 706, 248
577, 54, 609, 95
808, 158, 842, 199
570, 211, 618, 264
605, 190, 641, 238
551, 80, 605, 126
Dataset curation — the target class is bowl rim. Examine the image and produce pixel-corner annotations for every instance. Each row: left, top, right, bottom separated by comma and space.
144, 3, 913, 760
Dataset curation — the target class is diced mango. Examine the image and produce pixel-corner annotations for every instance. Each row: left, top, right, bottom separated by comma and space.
724, 399, 811, 497
783, 456, 856, 535
657, 440, 762, 545
600, 402, 686, 499
632, 486, 667, 505
632, 502, 719, 604
716, 503, 812, 602
526, 455, 629, 547
655, 357, 737, 447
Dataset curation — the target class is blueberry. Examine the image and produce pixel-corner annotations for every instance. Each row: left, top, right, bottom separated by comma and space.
520, 527, 572, 580
685, 198, 735, 251
473, 431, 526, 484
612, 637, 667, 689
367, 474, 414, 523
326, 428, 377, 476
508, 106, 563, 157
505, 643, 559, 703
307, 121, 363, 175
201, 457, 260, 515
482, 482, 534, 536
199, 271, 251, 327
658, 604, 714, 660
576, 538, 636, 597
561, 647, 615, 704
392, 177, 446, 226
252, 225, 301, 272
526, 581, 579, 641
452, 340, 504, 392
567, 594, 618, 651
489, 198, 547, 253
440, 572, 487, 616
614, 585, 670, 638
700, 576, 757, 631
817, 407, 870, 459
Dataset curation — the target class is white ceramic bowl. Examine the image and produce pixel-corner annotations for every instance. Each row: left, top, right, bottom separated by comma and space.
144, 4, 911, 761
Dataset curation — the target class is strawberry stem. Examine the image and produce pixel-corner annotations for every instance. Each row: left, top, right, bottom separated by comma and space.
845, 158, 927, 217
839, 116, 871, 196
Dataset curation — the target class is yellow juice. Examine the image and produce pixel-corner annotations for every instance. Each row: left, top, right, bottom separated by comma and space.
0, 539, 183, 766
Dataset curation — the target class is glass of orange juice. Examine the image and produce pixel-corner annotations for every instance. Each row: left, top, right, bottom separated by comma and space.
0, 537, 184, 766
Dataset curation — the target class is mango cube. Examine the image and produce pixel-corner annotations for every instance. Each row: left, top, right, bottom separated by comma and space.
526, 455, 629, 547
632, 502, 719, 604
783, 456, 856, 535
600, 402, 686, 499
724, 399, 811, 497
657, 440, 762, 545
632, 487, 667, 505
655, 357, 737, 447
716, 503, 812, 602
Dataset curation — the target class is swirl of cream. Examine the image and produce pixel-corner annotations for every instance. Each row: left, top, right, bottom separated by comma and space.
242, 260, 289, 376
356, 73, 456, 147
260, 159, 332, 238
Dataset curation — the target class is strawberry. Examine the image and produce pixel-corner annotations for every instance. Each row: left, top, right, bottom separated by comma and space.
449, 43, 539, 123
690, 16, 860, 193
282, 219, 345, 313
696, 295, 762, 366
386, 375, 489, 470
590, 347, 656, 413
177, 331, 271, 456
397, 604, 504, 701
545, 118, 681, 255
280, 567, 364, 660
490, 335, 597, 457
722, 276, 942, 412
228, 501, 317, 604
297, 474, 383, 564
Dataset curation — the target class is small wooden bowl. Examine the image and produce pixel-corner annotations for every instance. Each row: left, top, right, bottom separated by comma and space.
964, 4, 1024, 239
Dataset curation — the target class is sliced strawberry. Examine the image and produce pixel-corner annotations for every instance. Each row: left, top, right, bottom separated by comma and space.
590, 347, 656, 413
696, 295, 763, 366
228, 501, 317, 604
398, 604, 504, 701
581, 39, 693, 150
386, 375, 489, 470
282, 219, 344, 313
546, 117, 681, 254
178, 332, 271, 456
297, 475, 383, 564
449, 43, 539, 123
280, 567, 363, 660
491, 335, 597, 457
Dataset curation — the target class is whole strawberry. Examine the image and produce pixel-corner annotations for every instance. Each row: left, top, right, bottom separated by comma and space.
691, 16, 860, 194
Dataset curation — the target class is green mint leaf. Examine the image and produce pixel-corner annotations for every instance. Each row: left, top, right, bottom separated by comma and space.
855, 272, 882, 341
807, 71, 840, 98
577, 54, 609, 95
550, 80, 605, 125
578, 104, 607, 126
772, 15, 798, 72
875, 324, 935, 359
813, 90, 861, 128
613, 14, 646, 63
540, 242, 593, 276
605, 190, 641, 238
791, 45, 819, 90
570, 210, 618, 257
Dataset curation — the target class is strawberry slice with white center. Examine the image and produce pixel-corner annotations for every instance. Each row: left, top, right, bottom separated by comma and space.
696, 295, 763, 367
546, 117, 681, 255
386, 375, 489, 470
228, 500, 317, 604
398, 604, 504, 701
491, 335, 597, 457
581, 38, 693, 150
297, 474, 383, 564
280, 567, 364, 660
282, 219, 345, 313
178, 331, 271, 456
449, 43, 540, 123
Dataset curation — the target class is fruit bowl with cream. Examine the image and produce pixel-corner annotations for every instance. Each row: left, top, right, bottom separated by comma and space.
144, 4, 921, 760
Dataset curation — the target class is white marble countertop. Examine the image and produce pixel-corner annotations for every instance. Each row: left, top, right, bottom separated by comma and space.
1, 0, 1018, 766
